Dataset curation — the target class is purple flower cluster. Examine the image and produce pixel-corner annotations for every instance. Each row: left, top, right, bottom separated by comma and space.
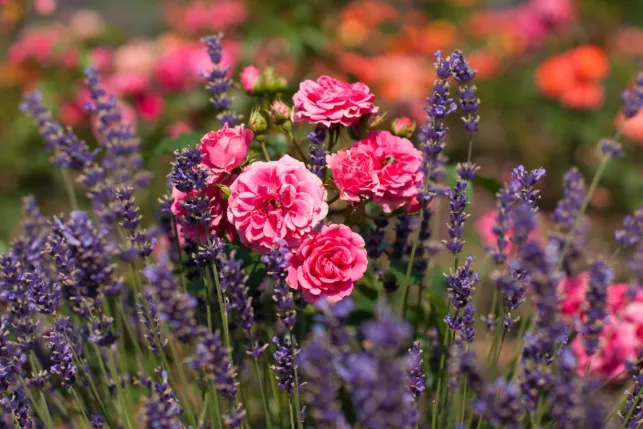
188, 330, 240, 403
582, 261, 611, 356
271, 336, 301, 396
621, 370, 643, 428
550, 347, 581, 428
407, 341, 425, 398
43, 316, 77, 389
444, 256, 479, 340
622, 71, 643, 119
473, 378, 523, 429
308, 124, 327, 179
141, 368, 184, 429
137, 291, 167, 355
264, 246, 296, 332
201, 34, 238, 126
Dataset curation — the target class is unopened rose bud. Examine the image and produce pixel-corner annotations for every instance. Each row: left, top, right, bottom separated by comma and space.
248, 109, 268, 136
270, 100, 291, 124
391, 117, 416, 138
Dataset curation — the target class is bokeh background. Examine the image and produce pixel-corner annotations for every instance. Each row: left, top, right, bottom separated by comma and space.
1, 0, 643, 254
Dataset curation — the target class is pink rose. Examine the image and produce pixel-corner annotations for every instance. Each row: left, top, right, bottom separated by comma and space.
390, 117, 416, 138
559, 276, 643, 319
476, 209, 542, 255
351, 131, 423, 212
240, 66, 260, 92
292, 76, 378, 126
109, 72, 150, 96
227, 155, 328, 253
198, 124, 253, 179
571, 318, 639, 381
138, 93, 165, 121
287, 224, 367, 303
327, 148, 380, 203
623, 302, 643, 340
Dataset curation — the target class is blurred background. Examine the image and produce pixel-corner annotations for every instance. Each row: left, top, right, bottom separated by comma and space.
1, 0, 643, 253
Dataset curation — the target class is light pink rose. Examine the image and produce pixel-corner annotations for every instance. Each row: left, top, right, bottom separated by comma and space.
240, 66, 260, 92
571, 318, 639, 381
138, 93, 165, 121
623, 302, 643, 340
292, 75, 378, 126
109, 72, 150, 96
350, 131, 423, 212
198, 124, 253, 180
326, 148, 380, 203
287, 224, 367, 303
227, 155, 328, 253
167, 121, 192, 138
476, 209, 542, 255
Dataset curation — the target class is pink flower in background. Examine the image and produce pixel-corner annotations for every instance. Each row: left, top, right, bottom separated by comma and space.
476, 209, 542, 254
240, 66, 260, 92
292, 75, 378, 126
617, 110, 643, 145
8, 29, 57, 65
166, 0, 248, 34
227, 155, 328, 253
287, 224, 367, 303
350, 131, 423, 212
167, 121, 192, 138
558, 273, 590, 317
34, 0, 57, 16
571, 318, 638, 381
623, 302, 643, 340
89, 48, 112, 70
198, 124, 253, 179
109, 72, 150, 96
137, 93, 165, 121
327, 148, 380, 203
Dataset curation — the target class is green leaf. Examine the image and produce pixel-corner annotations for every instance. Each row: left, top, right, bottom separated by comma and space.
154, 132, 203, 155
473, 174, 502, 195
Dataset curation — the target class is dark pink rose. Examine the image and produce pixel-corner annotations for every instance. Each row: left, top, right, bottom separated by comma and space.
287, 224, 367, 303
198, 124, 253, 179
292, 75, 377, 126
240, 66, 260, 92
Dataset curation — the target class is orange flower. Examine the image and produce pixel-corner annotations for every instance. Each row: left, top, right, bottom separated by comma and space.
535, 55, 575, 99
467, 50, 501, 79
570, 45, 609, 81
560, 81, 604, 110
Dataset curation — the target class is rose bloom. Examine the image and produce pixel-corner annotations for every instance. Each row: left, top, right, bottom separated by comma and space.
570, 45, 609, 81
287, 224, 367, 303
535, 54, 575, 99
346, 131, 423, 212
227, 155, 328, 253
616, 110, 643, 144
326, 148, 380, 203
292, 75, 378, 126
476, 209, 543, 256
198, 124, 253, 180
571, 317, 638, 381
560, 81, 605, 110
240, 65, 260, 92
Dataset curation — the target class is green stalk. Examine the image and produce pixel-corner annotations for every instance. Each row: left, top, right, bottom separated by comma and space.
19, 376, 52, 429
170, 215, 187, 293
253, 355, 273, 429
106, 350, 135, 429
289, 333, 304, 429
70, 387, 92, 428
61, 168, 79, 211
398, 160, 434, 317
28, 354, 55, 428
289, 400, 296, 429
619, 385, 643, 428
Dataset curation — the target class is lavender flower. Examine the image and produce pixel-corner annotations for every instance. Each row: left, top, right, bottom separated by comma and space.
201, 34, 238, 125
0, 319, 26, 392
20, 90, 96, 171
271, 336, 301, 396
308, 124, 327, 178
616, 204, 643, 249
138, 292, 167, 355
218, 251, 254, 332
582, 261, 611, 356
550, 347, 581, 428
444, 169, 475, 255
47, 211, 122, 316
1, 252, 38, 346
366, 217, 388, 259
43, 317, 77, 389
448, 342, 484, 392
340, 303, 415, 429
90, 414, 105, 428
299, 328, 350, 429
26, 267, 61, 315
169, 148, 209, 193
445, 256, 479, 312
224, 404, 247, 428
84, 67, 149, 189
143, 263, 198, 342
460, 303, 475, 343
621, 370, 643, 428
264, 246, 296, 331
407, 341, 425, 398
395, 214, 416, 257
13, 196, 50, 268
473, 379, 522, 429
623, 71, 643, 119
141, 368, 183, 429
512, 165, 546, 208
487, 183, 518, 265
1, 387, 34, 428
188, 330, 239, 402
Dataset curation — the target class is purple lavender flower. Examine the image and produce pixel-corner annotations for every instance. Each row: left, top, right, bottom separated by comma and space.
473, 378, 522, 429
406, 341, 425, 398
0, 319, 26, 392
169, 148, 209, 193
0, 387, 34, 428
141, 368, 183, 429
458, 84, 480, 133
460, 303, 475, 343
582, 261, 611, 356
549, 167, 586, 277
12, 196, 50, 268
444, 174, 474, 255
623, 71, 643, 119
201, 34, 238, 126
90, 414, 105, 428
272, 336, 301, 396
366, 217, 388, 259
20, 90, 97, 171
188, 330, 240, 402
445, 256, 479, 311
84, 67, 149, 189
143, 263, 198, 342
26, 267, 61, 315
43, 317, 77, 389
138, 292, 167, 355
395, 214, 416, 257
550, 347, 581, 428
224, 404, 247, 428
487, 183, 518, 265
308, 124, 327, 178
264, 246, 296, 332
339, 303, 415, 429
299, 328, 350, 429
218, 251, 255, 332
47, 211, 122, 316
617, 205, 643, 249
621, 370, 643, 428
448, 342, 483, 392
